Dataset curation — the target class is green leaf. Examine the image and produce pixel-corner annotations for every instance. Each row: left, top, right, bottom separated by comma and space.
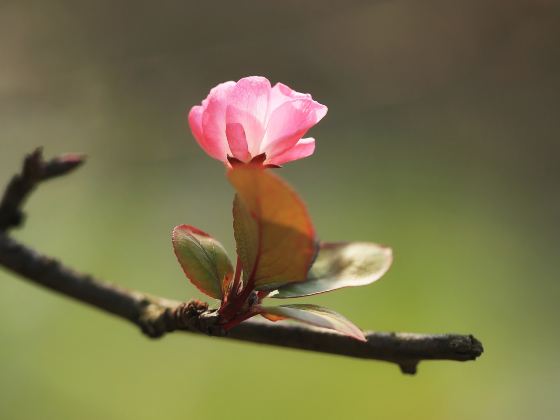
232, 194, 258, 282
172, 224, 233, 299
228, 165, 316, 289
260, 304, 366, 341
271, 242, 392, 298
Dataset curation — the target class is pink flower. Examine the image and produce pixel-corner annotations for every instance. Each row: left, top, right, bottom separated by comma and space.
188, 76, 327, 166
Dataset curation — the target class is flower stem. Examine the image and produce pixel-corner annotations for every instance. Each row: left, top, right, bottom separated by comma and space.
221, 309, 260, 331
231, 256, 242, 298
218, 268, 256, 321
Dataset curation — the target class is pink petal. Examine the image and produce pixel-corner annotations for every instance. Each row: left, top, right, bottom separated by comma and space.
262, 99, 327, 157
201, 81, 236, 161
188, 105, 204, 143
226, 123, 251, 161
225, 76, 271, 156
266, 138, 316, 166
189, 105, 224, 161
269, 82, 312, 115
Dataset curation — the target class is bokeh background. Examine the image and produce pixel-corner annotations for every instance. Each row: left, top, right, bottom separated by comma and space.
1, 0, 559, 419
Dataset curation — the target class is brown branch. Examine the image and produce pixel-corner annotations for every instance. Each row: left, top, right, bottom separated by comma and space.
0, 149, 483, 375
0, 148, 84, 231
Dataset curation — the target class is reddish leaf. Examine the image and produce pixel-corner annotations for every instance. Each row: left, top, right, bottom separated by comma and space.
228, 165, 316, 290
172, 225, 234, 299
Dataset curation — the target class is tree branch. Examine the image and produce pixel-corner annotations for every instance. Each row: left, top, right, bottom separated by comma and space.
0, 149, 483, 375
0, 148, 84, 231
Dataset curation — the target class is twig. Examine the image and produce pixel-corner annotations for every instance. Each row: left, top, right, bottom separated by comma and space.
0, 148, 84, 231
0, 149, 483, 374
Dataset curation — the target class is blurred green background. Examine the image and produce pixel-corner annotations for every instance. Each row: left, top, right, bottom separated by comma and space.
1, 0, 559, 419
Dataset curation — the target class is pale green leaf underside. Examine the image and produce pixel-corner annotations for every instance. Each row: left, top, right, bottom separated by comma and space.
172, 225, 233, 299
260, 304, 366, 341
270, 242, 392, 298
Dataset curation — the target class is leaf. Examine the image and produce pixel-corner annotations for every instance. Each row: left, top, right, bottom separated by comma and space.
172, 225, 234, 299
232, 194, 258, 283
271, 242, 392, 298
259, 304, 366, 341
228, 165, 316, 289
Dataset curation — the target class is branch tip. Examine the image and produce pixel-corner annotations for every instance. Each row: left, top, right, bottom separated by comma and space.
0, 148, 86, 231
